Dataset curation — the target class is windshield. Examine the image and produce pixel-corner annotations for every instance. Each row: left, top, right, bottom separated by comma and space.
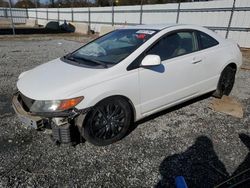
68, 29, 158, 67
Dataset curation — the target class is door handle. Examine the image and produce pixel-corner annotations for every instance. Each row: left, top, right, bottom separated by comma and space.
192, 59, 202, 64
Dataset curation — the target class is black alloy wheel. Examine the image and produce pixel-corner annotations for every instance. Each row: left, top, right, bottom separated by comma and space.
213, 66, 236, 98
82, 97, 132, 146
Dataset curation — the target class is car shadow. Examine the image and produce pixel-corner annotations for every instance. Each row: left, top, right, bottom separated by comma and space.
218, 133, 250, 188
126, 92, 213, 137
155, 136, 229, 187
233, 133, 250, 175
155, 134, 250, 188
144, 64, 165, 73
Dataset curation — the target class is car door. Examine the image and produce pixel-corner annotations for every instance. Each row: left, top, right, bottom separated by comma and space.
138, 30, 205, 115
193, 31, 221, 92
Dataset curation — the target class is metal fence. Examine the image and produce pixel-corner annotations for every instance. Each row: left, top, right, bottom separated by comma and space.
0, 8, 27, 23
1, 0, 250, 47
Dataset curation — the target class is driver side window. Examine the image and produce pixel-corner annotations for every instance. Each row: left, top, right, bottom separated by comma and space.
147, 31, 198, 61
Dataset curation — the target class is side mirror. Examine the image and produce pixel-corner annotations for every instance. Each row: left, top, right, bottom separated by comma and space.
141, 55, 161, 67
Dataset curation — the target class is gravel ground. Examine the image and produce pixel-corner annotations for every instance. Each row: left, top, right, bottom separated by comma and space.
0, 37, 249, 187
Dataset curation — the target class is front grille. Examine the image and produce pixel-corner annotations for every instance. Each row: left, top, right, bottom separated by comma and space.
18, 93, 35, 112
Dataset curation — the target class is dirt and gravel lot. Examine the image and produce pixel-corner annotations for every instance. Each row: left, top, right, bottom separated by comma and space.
0, 35, 249, 187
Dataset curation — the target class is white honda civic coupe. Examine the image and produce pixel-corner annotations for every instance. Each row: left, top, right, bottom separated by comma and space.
13, 24, 242, 146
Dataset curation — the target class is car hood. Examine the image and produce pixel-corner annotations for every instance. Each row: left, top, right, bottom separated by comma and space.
17, 58, 105, 100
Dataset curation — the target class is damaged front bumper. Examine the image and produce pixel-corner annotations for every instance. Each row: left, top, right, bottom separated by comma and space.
12, 93, 47, 129
12, 92, 90, 144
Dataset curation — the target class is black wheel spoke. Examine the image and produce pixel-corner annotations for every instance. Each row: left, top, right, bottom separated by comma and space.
109, 104, 120, 118
95, 126, 106, 138
116, 121, 125, 127
115, 112, 125, 120
97, 106, 108, 122
106, 104, 112, 116
113, 124, 119, 135
105, 125, 112, 139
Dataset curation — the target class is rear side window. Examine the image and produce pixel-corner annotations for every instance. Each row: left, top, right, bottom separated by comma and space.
147, 31, 198, 61
198, 31, 219, 50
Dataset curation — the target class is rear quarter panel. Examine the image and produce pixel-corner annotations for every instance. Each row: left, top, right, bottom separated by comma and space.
219, 40, 242, 72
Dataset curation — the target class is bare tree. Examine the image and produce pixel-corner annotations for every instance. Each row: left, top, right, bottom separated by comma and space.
14, 0, 36, 8
0, 0, 9, 7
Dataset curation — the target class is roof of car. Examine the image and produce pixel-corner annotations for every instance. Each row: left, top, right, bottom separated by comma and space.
119, 24, 223, 43
123, 24, 180, 30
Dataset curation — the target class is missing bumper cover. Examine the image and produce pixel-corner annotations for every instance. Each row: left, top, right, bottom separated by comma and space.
51, 121, 81, 144
13, 91, 90, 145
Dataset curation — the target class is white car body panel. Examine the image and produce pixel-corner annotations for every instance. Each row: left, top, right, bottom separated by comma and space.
17, 24, 242, 121
139, 52, 201, 114
17, 58, 104, 100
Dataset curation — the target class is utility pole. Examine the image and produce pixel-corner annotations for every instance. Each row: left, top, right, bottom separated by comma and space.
140, 0, 143, 24
176, 0, 181, 24
35, 0, 38, 20
111, 0, 114, 26
8, 0, 15, 35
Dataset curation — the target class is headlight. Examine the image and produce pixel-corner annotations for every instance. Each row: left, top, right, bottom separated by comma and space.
30, 96, 84, 113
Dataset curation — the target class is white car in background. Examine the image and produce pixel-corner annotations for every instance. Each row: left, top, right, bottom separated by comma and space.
13, 24, 242, 146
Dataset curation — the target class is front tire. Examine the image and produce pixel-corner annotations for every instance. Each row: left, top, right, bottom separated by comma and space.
213, 66, 236, 98
82, 97, 132, 146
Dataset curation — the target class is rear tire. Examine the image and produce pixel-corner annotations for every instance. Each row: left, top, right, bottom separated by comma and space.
82, 97, 132, 146
213, 66, 236, 98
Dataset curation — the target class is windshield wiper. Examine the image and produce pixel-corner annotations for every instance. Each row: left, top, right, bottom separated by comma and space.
64, 53, 108, 68
74, 56, 108, 68
64, 53, 77, 62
